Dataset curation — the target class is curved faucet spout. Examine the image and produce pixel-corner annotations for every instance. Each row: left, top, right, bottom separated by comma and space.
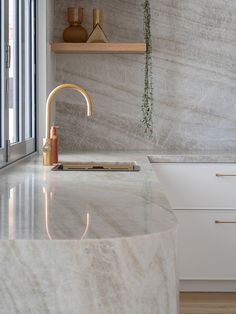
43, 83, 93, 166
45, 83, 92, 139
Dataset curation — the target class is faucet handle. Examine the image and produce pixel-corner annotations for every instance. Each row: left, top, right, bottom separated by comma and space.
43, 142, 51, 153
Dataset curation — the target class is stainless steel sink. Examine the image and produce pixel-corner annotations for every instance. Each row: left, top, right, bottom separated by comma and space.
52, 162, 140, 172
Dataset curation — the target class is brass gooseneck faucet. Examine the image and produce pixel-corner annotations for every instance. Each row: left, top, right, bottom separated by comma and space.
43, 83, 92, 166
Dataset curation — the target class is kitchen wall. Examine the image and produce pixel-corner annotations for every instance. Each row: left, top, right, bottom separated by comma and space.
53, 0, 236, 153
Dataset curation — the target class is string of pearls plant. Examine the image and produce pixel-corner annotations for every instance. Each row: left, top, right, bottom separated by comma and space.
142, 0, 153, 136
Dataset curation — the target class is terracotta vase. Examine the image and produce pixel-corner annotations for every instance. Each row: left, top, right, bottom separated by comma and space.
63, 8, 88, 43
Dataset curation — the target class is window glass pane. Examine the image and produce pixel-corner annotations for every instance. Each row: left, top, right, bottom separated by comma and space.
25, 0, 35, 139
25, 0, 31, 139
9, 0, 19, 144
0, 0, 36, 167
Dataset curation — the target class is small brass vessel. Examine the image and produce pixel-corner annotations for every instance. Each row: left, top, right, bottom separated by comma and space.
87, 8, 108, 43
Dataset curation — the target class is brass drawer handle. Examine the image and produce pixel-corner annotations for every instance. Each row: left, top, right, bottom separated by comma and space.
216, 173, 236, 177
215, 220, 236, 224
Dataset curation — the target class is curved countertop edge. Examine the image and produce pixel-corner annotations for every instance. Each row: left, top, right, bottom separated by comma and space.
0, 226, 178, 243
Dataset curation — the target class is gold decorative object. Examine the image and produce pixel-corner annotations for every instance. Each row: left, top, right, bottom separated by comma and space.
87, 8, 108, 43
63, 8, 88, 43
93, 8, 103, 29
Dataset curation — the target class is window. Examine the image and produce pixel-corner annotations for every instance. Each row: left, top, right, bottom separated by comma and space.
0, 0, 36, 168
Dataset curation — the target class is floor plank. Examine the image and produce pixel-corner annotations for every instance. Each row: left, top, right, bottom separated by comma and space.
180, 293, 236, 314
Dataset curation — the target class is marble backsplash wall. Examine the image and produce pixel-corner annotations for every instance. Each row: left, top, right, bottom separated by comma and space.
54, 0, 236, 153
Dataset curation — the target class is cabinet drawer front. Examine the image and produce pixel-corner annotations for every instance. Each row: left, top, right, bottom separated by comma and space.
152, 164, 236, 209
176, 210, 236, 280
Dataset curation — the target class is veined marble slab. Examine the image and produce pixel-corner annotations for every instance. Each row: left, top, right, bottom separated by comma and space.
149, 153, 236, 163
54, 0, 236, 153
0, 153, 178, 314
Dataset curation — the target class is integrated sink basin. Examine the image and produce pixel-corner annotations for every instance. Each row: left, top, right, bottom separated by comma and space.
52, 161, 140, 171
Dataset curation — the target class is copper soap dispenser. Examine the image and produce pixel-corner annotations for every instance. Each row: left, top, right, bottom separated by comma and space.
51, 126, 59, 164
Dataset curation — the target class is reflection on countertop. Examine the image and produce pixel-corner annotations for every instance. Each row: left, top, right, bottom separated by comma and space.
0, 152, 177, 240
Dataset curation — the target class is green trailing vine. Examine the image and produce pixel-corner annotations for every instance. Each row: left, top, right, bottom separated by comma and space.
142, 0, 153, 136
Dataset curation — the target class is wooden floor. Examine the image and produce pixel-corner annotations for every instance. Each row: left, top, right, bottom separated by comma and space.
180, 293, 236, 314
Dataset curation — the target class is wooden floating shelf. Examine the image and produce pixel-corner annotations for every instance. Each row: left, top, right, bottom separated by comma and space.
51, 42, 146, 54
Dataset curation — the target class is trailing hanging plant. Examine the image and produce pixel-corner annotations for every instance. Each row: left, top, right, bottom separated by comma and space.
142, 0, 153, 136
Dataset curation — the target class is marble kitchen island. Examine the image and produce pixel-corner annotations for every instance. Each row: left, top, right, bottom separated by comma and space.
0, 153, 178, 314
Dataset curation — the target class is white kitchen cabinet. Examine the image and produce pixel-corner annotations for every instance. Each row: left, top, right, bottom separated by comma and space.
153, 163, 236, 210
152, 163, 236, 291
176, 210, 236, 280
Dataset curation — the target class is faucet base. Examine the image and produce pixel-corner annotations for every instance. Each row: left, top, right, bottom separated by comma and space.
43, 138, 52, 166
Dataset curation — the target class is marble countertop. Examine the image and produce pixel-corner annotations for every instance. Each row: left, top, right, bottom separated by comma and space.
0, 152, 177, 240
149, 153, 236, 163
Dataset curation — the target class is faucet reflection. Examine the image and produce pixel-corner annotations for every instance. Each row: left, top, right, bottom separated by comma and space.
43, 187, 52, 240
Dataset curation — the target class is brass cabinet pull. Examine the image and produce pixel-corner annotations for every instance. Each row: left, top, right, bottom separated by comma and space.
216, 173, 236, 177
215, 220, 236, 224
